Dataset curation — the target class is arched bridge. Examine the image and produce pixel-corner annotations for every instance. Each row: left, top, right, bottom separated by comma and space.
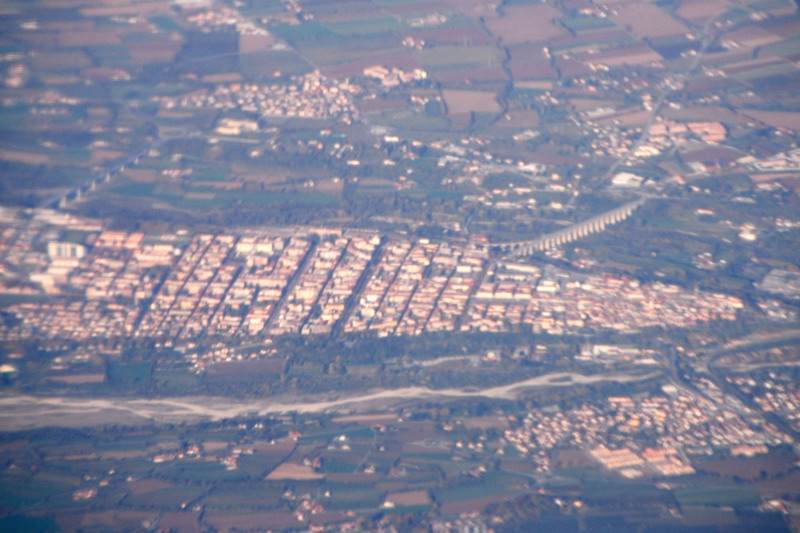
499, 196, 648, 256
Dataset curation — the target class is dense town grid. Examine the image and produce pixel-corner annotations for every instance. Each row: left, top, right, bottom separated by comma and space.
1, 214, 742, 350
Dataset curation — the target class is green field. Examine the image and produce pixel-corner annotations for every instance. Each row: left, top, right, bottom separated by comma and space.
325, 17, 403, 35
107, 362, 152, 383
435, 481, 520, 503
0, 515, 58, 533
561, 15, 616, 33
110, 180, 340, 211
325, 486, 383, 510
0, 476, 73, 507
674, 486, 761, 507
269, 22, 336, 43
87, 44, 131, 63
157, 461, 248, 483
298, 426, 374, 444
124, 486, 206, 509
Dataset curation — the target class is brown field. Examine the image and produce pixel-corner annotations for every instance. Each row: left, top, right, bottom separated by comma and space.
742, 110, 800, 131
359, 97, 410, 113
158, 512, 201, 532
62, 454, 98, 461
82, 67, 128, 82
0, 440, 29, 452
251, 439, 296, 456
440, 493, 515, 516
0, 150, 51, 165
696, 451, 796, 480
41, 74, 82, 85
81, 2, 169, 16
202, 441, 229, 452
682, 506, 738, 527
266, 463, 325, 480
726, 26, 783, 48
610, 3, 688, 39
333, 413, 397, 424
316, 178, 344, 194
235, 167, 298, 184
14, 31, 59, 48
527, 152, 589, 166
434, 66, 508, 84
128, 42, 180, 63
156, 110, 195, 119
459, 416, 510, 430
551, 28, 632, 53
190, 181, 242, 190
127, 479, 173, 495
311, 5, 382, 23
392, 421, 439, 441
509, 52, 557, 80
44, 21, 94, 32
385, 489, 431, 507
123, 169, 159, 182
751, 172, 797, 183
309, 511, 347, 528
569, 98, 623, 112
555, 56, 593, 78
442, 89, 501, 115
326, 472, 381, 483
756, 471, 800, 493
448, 113, 472, 130
596, 109, 651, 127
516, 80, 554, 90
409, 25, 495, 47
663, 105, 748, 125
201, 73, 243, 83
31, 51, 92, 71
99, 449, 150, 459
681, 145, 747, 164
553, 449, 596, 469
762, 16, 800, 38
48, 374, 106, 384
240, 33, 276, 53
723, 56, 786, 77
486, 5, 566, 44
203, 512, 299, 531
440, 0, 498, 18
59, 30, 120, 47
676, 0, 732, 24
322, 53, 421, 78
211, 359, 284, 375
383, 1, 449, 16
586, 45, 662, 67
359, 178, 400, 188
376, 480, 409, 493
183, 192, 214, 200
80, 511, 159, 530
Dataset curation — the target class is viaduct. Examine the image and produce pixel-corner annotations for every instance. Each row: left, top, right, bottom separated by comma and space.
52, 172, 114, 209
499, 195, 648, 256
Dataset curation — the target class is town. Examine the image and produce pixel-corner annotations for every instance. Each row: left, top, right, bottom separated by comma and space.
1, 216, 744, 350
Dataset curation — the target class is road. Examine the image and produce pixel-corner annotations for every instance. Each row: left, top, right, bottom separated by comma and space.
699, 328, 800, 372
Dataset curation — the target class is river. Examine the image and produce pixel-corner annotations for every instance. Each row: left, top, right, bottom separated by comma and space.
0, 370, 660, 430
